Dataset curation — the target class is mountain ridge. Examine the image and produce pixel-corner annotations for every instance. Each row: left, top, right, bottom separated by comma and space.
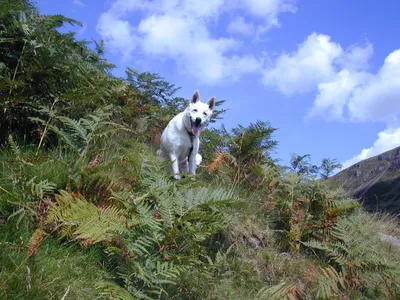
328, 146, 400, 215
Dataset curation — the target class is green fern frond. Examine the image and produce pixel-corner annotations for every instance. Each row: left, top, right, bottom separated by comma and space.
256, 281, 298, 300
27, 177, 57, 199
79, 173, 115, 203
29, 116, 76, 149
132, 259, 186, 294
328, 197, 359, 215
302, 239, 327, 251
183, 186, 237, 206
128, 236, 156, 257
8, 135, 21, 158
135, 116, 149, 135
30, 107, 131, 161
305, 213, 400, 298
57, 115, 89, 142
134, 200, 163, 232
46, 190, 137, 243
96, 281, 137, 300
315, 266, 345, 299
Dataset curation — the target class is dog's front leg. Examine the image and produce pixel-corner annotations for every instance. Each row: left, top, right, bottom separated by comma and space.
189, 137, 200, 175
170, 154, 181, 180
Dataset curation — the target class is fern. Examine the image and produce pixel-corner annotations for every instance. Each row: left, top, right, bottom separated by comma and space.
115, 254, 187, 299
0, 173, 56, 227
98, 156, 243, 299
46, 190, 137, 243
7, 134, 34, 166
208, 151, 237, 173
315, 266, 345, 299
256, 281, 299, 300
79, 172, 115, 204
27, 177, 56, 199
57, 115, 90, 144
304, 213, 400, 299
96, 281, 137, 300
8, 135, 22, 158
135, 116, 150, 135
30, 106, 131, 161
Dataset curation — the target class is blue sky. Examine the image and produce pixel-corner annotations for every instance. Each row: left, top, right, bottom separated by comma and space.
36, 0, 400, 169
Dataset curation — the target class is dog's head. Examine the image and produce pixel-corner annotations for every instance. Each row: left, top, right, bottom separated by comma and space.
185, 90, 215, 136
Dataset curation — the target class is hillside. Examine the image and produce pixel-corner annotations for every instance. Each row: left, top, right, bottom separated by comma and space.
1, 1, 400, 299
328, 146, 400, 215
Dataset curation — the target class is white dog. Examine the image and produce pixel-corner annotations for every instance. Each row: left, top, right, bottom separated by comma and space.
157, 90, 215, 179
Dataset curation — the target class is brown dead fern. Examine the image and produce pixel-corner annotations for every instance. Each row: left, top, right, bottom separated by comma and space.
208, 151, 237, 173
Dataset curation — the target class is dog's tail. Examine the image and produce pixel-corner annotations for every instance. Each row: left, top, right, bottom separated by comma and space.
196, 153, 202, 166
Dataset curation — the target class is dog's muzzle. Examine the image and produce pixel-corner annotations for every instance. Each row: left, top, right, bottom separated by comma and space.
190, 117, 202, 136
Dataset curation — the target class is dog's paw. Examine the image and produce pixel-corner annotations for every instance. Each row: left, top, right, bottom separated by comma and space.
173, 174, 182, 180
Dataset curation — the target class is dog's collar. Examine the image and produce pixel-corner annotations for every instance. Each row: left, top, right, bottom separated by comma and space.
187, 130, 196, 160
187, 130, 195, 138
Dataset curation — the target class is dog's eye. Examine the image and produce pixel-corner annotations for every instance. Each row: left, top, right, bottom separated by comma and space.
193, 109, 198, 112
203, 112, 207, 116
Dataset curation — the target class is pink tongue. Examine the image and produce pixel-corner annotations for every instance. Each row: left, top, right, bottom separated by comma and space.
192, 127, 199, 136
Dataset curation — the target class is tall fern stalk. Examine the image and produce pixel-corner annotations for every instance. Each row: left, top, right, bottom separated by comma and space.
35, 99, 59, 155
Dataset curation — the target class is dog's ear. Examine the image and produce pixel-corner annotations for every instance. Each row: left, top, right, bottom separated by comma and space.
207, 96, 216, 110
191, 90, 200, 104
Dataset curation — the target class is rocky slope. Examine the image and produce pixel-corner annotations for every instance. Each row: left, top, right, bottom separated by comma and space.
328, 146, 400, 216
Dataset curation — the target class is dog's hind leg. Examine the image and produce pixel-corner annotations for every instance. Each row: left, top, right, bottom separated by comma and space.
195, 154, 202, 166
179, 159, 189, 173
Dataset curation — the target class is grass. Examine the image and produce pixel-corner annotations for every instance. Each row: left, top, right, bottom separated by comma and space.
0, 146, 110, 300
0, 222, 109, 299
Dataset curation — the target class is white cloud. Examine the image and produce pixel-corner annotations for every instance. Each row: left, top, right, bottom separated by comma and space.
137, 13, 254, 84
336, 43, 373, 72
341, 126, 400, 169
73, 0, 85, 7
227, 16, 254, 35
96, 0, 296, 83
96, 12, 137, 61
309, 70, 371, 120
348, 50, 400, 122
227, 55, 265, 81
246, 0, 296, 17
260, 32, 400, 168
262, 33, 343, 95
262, 33, 376, 97
262, 32, 400, 126
244, 0, 297, 33
314, 48, 400, 169
309, 48, 400, 123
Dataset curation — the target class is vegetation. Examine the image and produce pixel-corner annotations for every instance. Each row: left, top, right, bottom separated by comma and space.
1, 1, 399, 299
320, 158, 343, 180
287, 154, 319, 179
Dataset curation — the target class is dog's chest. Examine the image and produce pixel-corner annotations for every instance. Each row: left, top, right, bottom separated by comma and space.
176, 134, 192, 151
169, 135, 192, 161
163, 126, 192, 147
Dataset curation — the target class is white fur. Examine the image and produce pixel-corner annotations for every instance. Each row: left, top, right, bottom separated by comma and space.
157, 90, 215, 179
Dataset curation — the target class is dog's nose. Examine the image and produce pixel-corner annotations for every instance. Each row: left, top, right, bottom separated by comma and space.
195, 117, 202, 126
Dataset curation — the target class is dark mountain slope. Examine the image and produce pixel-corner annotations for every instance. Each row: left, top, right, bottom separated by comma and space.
328, 146, 400, 215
